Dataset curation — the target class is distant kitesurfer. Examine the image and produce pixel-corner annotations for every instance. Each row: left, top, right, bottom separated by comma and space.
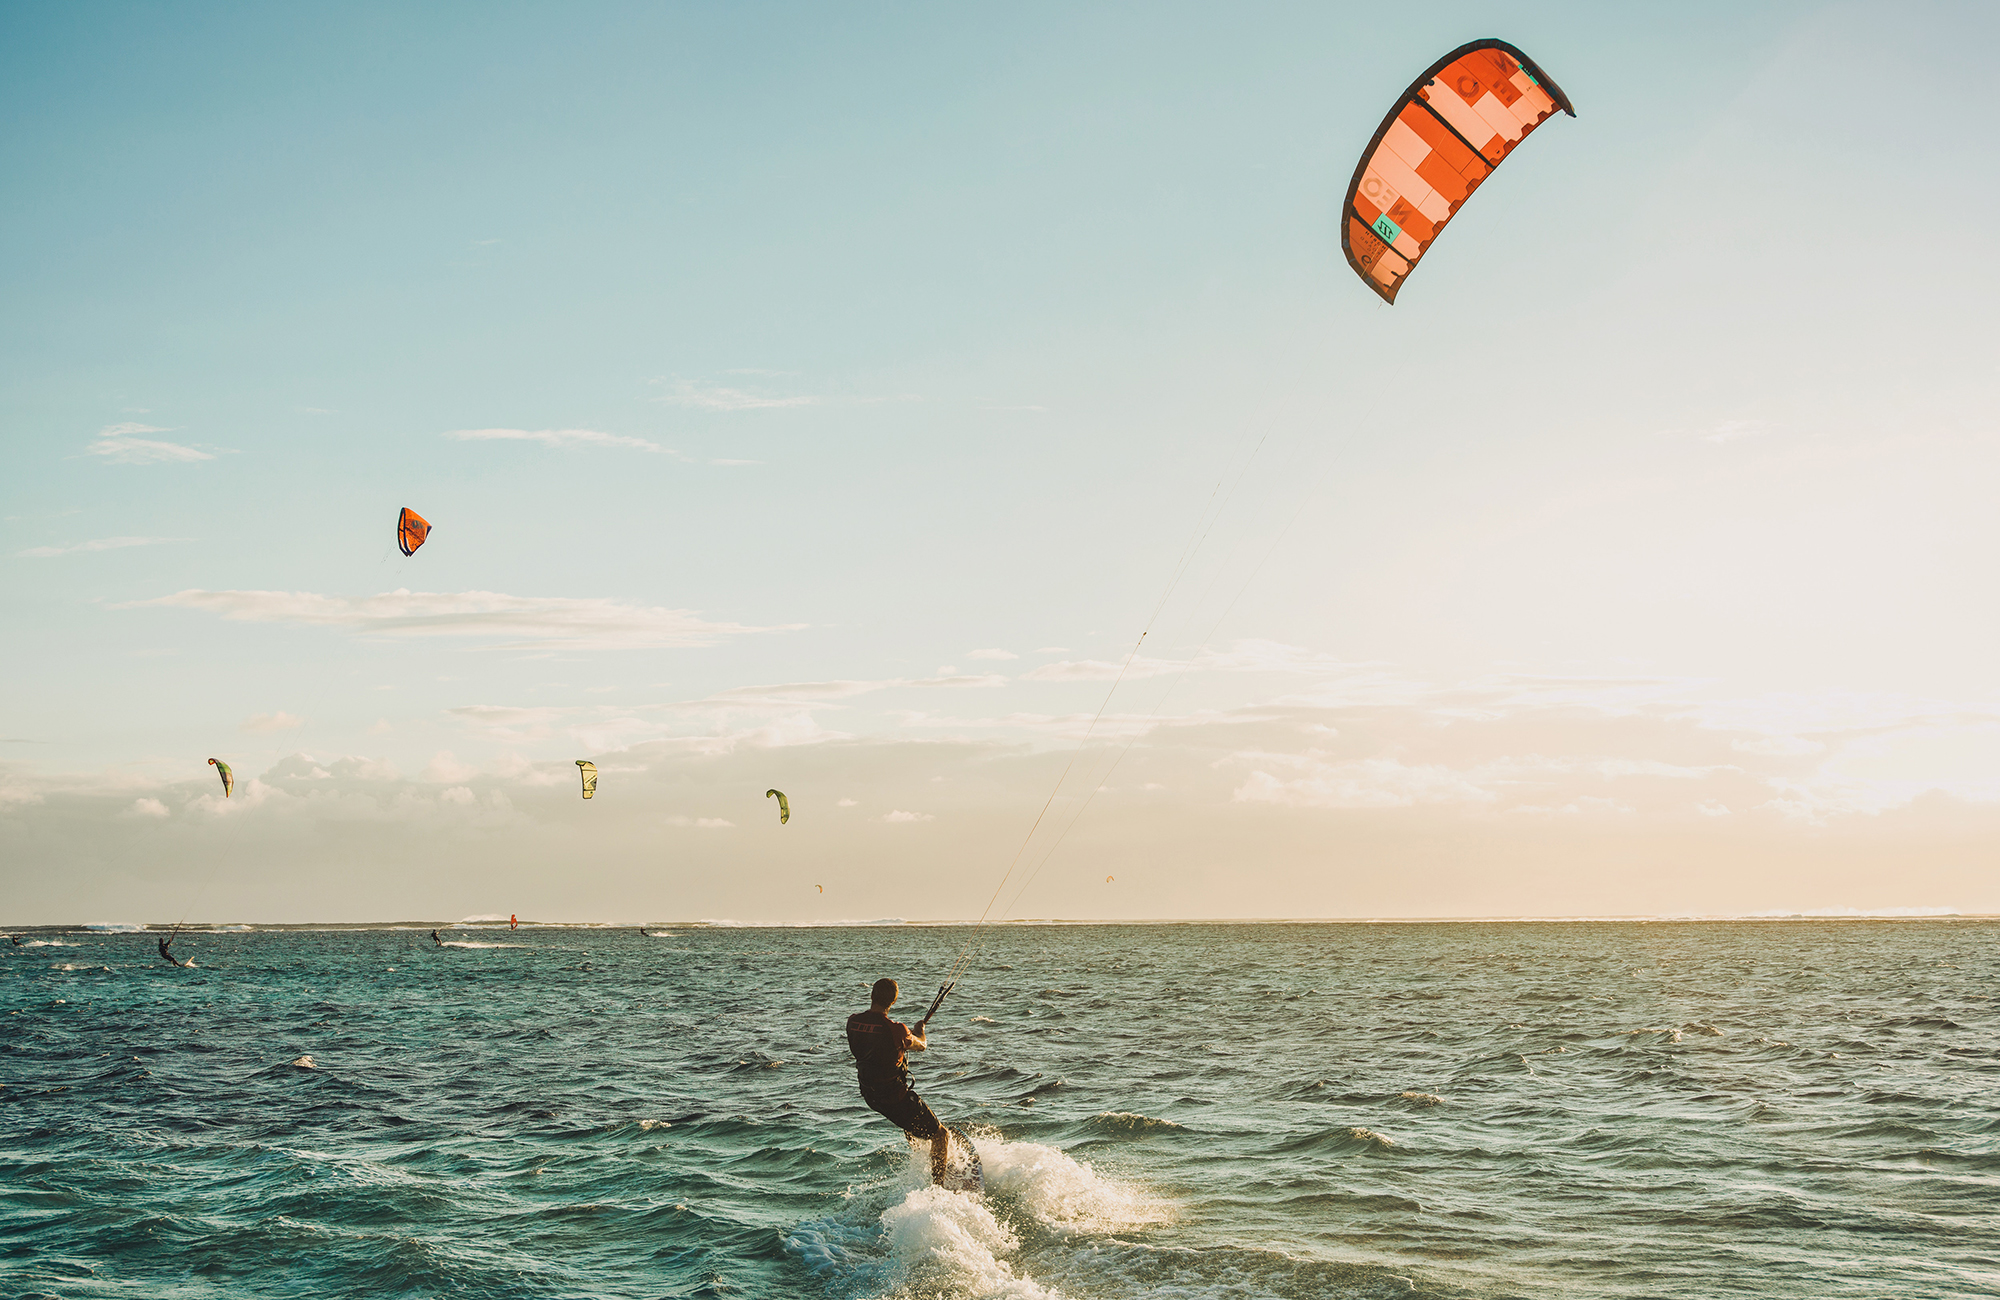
847, 977, 951, 1185
510, 914, 519, 931
156, 933, 186, 968
7, 934, 21, 946
431, 929, 442, 946
638, 927, 648, 937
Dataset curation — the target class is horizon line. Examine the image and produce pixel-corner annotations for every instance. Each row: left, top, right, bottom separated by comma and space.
15, 911, 1989, 932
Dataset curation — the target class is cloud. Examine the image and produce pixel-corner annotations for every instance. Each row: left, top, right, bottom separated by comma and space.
447, 705, 568, 740
123, 798, 170, 818
666, 815, 735, 828
422, 751, 478, 784
241, 711, 304, 733
1233, 759, 1500, 810
440, 786, 476, 805
702, 680, 892, 706
878, 809, 933, 823
128, 588, 793, 650
444, 427, 677, 455
838, 798, 858, 807
17, 536, 188, 558
1020, 656, 1185, 683
86, 425, 215, 464
967, 649, 1019, 661
492, 753, 562, 785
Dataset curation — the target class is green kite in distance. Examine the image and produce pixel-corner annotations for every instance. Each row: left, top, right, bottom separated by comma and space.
208, 758, 233, 798
766, 789, 789, 824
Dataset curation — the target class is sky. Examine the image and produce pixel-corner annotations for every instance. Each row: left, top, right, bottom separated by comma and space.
5, 0, 1999, 924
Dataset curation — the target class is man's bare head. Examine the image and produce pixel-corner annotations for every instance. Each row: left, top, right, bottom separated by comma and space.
871, 977, 898, 1009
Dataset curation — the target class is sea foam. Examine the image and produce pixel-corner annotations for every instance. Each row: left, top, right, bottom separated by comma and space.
879, 1184, 1050, 1299
972, 1131, 1166, 1233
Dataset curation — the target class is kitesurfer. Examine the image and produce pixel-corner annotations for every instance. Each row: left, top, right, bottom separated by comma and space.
847, 977, 951, 1185
510, 914, 519, 931
156, 933, 186, 968
431, 929, 442, 946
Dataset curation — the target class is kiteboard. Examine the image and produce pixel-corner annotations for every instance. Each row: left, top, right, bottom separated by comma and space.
937, 1125, 983, 1195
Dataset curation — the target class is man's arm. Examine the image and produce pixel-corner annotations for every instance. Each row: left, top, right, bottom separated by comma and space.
904, 1019, 929, 1052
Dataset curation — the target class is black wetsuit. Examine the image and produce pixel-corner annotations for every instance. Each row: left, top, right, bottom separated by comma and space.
156, 938, 183, 967
846, 1009, 941, 1141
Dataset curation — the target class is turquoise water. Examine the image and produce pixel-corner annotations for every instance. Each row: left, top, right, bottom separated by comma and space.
3, 920, 1996, 1298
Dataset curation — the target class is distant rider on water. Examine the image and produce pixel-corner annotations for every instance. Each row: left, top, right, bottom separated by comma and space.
847, 977, 951, 1184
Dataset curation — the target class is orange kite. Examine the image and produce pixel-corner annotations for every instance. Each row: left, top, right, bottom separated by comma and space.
397, 507, 431, 556
1342, 39, 1574, 304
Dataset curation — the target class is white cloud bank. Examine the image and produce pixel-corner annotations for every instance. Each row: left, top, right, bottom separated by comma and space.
126, 588, 795, 650
241, 712, 305, 733
86, 424, 213, 464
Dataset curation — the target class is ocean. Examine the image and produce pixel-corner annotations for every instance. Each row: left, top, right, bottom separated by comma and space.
2, 920, 1995, 1299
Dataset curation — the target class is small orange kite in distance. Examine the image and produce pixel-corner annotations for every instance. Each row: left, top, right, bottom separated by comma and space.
1106, 876, 1115, 883
397, 507, 431, 556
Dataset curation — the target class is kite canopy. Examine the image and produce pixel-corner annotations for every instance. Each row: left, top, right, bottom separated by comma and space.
208, 757, 233, 798
575, 760, 597, 800
766, 789, 789, 824
1342, 38, 1574, 304
397, 507, 431, 557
